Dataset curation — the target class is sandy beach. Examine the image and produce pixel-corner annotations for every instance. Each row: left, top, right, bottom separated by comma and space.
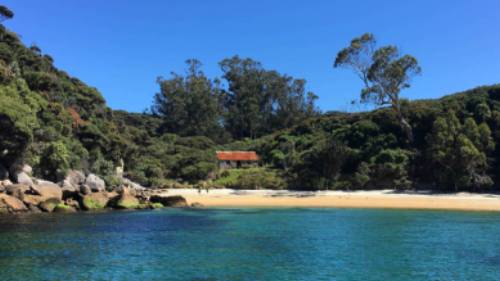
160, 189, 500, 211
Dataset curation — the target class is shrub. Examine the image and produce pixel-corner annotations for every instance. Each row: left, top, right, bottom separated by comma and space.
38, 141, 70, 181
214, 168, 285, 190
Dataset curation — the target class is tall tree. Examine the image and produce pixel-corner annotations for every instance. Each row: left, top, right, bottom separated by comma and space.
334, 33, 421, 142
220, 56, 317, 139
426, 112, 494, 191
152, 59, 223, 139
0, 5, 13, 23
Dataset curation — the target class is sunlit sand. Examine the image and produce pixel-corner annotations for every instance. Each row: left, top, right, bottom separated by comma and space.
161, 189, 500, 211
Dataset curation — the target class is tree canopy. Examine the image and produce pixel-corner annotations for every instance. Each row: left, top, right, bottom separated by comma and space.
334, 33, 421, 142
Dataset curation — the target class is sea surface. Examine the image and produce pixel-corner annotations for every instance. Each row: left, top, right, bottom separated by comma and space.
0, 208, 499, 281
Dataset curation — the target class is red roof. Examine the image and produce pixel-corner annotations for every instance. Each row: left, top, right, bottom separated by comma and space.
216, 151, 259, 161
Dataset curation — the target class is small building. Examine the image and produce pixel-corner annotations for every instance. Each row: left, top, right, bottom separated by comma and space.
216, 151, 259, 169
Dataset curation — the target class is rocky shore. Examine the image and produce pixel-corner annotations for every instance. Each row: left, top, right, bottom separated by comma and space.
0, 165, 192, 215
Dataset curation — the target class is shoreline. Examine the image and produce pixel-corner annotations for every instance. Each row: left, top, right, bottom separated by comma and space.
161, 189, 500, 212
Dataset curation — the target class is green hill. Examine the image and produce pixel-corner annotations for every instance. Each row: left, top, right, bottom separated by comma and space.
1, 15, 500, 192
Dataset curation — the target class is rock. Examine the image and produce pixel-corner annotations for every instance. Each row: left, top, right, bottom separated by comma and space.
0, 194, 28, 213
65, 198, 81, 210
80, 184, 91, 195
0, 179, 12, 193
15, 172, 33, 186
122, 178, 146, 191
22, 194, 45, 207
53, 203, 76, 213
61, 182, 79, 200
191, 202, 204, 208
21, 165, 32, 175
149, 195, 188, 207
5, 184, 30, 199
39, 198, 62, 212
33, 179, 56, 186
85, 174, 106, 192
65, 170, 86, 187
113, 188, 140, 209
22, 194, 62, 213
80, 192, 118, 210
61, 170, 86, 198
31, 183, 62, 201
27, 204, 42, 213
150, 202, 164, 209
0, 179, 13, 188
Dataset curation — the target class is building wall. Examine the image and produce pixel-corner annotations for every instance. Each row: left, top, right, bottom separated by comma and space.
218, 160, 258, 169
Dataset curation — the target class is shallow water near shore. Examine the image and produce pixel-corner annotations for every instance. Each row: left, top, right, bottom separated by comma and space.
0, 208, 500, 281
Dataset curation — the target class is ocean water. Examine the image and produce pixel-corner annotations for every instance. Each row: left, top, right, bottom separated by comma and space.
0, 208, 499, 281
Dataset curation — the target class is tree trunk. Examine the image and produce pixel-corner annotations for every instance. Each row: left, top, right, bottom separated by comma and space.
400, 116, 414, 143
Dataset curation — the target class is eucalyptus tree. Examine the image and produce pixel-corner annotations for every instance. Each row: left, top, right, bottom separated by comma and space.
152, 59, 224, 140
334, 33, 421, 142
220, 56, 318, 139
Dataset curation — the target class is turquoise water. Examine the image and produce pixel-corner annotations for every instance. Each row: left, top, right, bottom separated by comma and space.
0, 209, 500, 281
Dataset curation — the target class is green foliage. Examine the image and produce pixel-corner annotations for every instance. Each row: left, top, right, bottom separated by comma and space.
0, 83, 39, 168
220, 56, 318, 139
214, 168, 285, 189
3, 15, 500, 193
426, 111, 493, 191
368, 149, 412, 189
152, 59, 224, 140
334, 33, 421, 142
38, 141, 70, 181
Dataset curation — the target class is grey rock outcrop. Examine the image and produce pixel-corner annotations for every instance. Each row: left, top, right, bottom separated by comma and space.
15, 172, 33, 186
149, 195, 188, 207
85, 174, 106, 192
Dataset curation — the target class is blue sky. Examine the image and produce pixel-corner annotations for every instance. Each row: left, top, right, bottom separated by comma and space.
3, 0, 500, 112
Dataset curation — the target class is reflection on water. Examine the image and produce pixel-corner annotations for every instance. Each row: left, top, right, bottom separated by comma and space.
0, 208, 499, 281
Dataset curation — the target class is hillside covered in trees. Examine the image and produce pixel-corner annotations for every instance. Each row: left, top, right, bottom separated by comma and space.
1, 6, 500, 192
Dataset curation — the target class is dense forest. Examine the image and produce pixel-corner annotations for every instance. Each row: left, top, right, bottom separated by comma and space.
1, 6, 500, 192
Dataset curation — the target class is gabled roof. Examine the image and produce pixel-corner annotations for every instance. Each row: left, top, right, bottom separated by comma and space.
216, 151, 259, 161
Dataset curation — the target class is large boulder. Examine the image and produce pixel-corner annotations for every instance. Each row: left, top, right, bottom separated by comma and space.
21, 165, 32, 175
0, 194, 27, 214
39, 198, 62, 212
64, 198, 81, 210
113, 188, 140, 209
0, 179, 13, 193
15, 172, 33, 186
5, 184, 30, 199
61, 170, 86, 196
22, 194, 45, 207
0, 179, 13, 188
149, 195, 188, 207
85, 174, 106, 192
31, 183, 63, 201
65, 170, 86, 187
122, 178, 146, 191
80, 184, 92, 195
80, 192, 118, 210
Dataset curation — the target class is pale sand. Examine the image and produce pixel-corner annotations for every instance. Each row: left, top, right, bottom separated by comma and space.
160, 189, 500, 211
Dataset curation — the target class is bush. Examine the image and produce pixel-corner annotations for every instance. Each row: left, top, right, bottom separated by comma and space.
214, 168, 285, 190
37, 141, 70, 181
369, 149, 412, 189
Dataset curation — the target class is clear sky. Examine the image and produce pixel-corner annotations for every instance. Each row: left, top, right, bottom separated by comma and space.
3, 0, 500, 112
